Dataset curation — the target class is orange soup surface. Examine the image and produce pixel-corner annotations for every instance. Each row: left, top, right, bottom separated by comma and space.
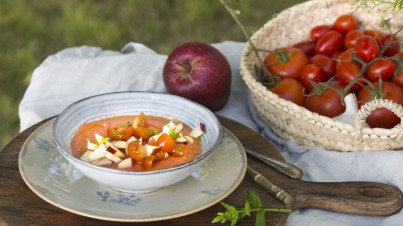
70, 113, 203, 171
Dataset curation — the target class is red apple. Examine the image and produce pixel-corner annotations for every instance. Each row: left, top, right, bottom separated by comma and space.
163, 42, 231, 111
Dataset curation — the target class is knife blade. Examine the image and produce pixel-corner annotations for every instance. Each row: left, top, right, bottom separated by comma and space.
245, 147, 303, 179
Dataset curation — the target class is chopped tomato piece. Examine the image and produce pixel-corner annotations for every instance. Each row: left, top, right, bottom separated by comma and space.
133, 127, 154, 141
127, 141, 145, 162
153, 151, 166, 161
171, 143, 187, 157
157, 133, 175, 153
142, 155, 155, 170
133, 112, 148, 128
108, 125, 134, 141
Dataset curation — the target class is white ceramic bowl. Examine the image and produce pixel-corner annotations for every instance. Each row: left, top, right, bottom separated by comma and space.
52, 91, 222, 193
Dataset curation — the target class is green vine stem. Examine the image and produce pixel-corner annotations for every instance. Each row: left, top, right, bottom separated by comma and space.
219, 0, 278, 87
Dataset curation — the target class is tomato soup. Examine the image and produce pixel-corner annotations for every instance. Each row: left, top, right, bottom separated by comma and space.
70, 113, 204, 171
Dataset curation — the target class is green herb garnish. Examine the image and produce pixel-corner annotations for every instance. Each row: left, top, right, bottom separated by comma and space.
151, 129, 159, 136
121, 121, 131, 128
212, 190, 291, 226
169, 129, 180, 139
98, 137, 110, 144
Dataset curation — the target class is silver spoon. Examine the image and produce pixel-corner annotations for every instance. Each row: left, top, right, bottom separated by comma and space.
245, 147, 303, 179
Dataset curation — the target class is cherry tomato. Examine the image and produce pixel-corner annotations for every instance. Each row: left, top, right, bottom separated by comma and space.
132, 112, 152, 140
364, 29, 385, 44
382, 34, 401, 57
157, 133, 176, 153
310, 25, 333, 43
171, 143, 187, 157
357, 81, 403, 128
392, 52, 403, 87
332, 51, 344, 59
153, 150, 166, 161
355, 35, 380, 62
366, 59, 396, 82
135, 112, 149, 128
292, 41, 316, 57
315, 31, 344, 56
392, 72, 403, 88
142, 155, 156, 171
270, 78, 305, 106
333, 14, 358, 35
299, 64, 325, 92
344, 29, 364, 49
336, 60, 364, 90
127, 141, 146, 162
264, 47, 309, 79
108, 125, 134, 141
338, 48, 354, 61
305, 81, 346, 118
310, 54, 336, 80
133, 127, 153, 141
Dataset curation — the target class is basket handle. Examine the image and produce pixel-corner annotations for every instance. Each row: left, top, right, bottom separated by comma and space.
353, 99, 403, 130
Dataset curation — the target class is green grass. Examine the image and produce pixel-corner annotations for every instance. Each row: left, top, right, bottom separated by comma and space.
0, 0, 305, 149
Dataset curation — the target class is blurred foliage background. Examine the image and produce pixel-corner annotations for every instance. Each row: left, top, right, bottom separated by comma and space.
0, 0, 305, 149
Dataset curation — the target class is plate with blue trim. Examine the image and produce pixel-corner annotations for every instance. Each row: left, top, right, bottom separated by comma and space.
18, 118, 247, 222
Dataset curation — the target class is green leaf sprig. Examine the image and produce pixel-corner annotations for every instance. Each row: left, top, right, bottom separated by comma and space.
212, 190, 292, 226
352, 0, 403, 22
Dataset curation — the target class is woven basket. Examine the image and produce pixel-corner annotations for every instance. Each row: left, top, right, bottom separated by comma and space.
240, 0, 403, 151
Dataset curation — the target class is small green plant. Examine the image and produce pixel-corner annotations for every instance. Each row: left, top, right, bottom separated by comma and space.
352, 0, 403, 21
212, 190, 292, 226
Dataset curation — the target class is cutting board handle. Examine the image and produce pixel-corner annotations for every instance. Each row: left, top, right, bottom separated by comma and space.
291, 181, 403, 216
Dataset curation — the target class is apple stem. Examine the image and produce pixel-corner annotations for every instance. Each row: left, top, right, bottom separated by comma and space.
174, 60, 192, 74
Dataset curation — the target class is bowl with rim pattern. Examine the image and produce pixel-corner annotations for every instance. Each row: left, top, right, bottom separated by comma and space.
52, 91, 222, 193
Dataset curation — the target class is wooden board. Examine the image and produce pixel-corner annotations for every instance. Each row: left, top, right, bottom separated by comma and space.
0, 116, 401, 226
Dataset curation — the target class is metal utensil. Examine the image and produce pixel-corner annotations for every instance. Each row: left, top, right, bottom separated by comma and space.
247, 166, 293, 205
245, 147, 303, 179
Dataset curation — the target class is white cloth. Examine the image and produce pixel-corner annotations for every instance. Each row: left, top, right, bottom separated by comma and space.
19, 41, 403, 226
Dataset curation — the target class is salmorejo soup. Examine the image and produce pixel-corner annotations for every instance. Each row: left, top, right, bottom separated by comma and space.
70, 112, 205, 171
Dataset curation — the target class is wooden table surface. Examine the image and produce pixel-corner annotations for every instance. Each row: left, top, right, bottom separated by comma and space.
0, 115, 295, 226
5, 115, 401, 225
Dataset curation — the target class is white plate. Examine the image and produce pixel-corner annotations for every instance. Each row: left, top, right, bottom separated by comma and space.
18, 118, 247, 222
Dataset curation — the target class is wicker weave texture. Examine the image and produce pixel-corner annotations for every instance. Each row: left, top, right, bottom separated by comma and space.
240, 0, 403, 151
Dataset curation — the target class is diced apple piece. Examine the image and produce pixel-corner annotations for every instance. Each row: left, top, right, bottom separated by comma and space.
88, 144, 107, 161
189, 123, 204, 138
80, 150, 93, 162
162, 124, 170, 134
176, 133, 187, 143
185, 135, 194, 144
105, 142, 125, 158
111, 140, 128, 149
174, 123, 183, 133
105, 152, 122, 163
126, 136, 137, 144
87, 140, 99, 150
145, 144, 159, 156
92, 158, 113, 166
167, 121, 176, 130
94, 133, 105, 144
118, 158, 133, 169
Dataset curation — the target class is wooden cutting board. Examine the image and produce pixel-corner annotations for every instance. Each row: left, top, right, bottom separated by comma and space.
0, 116, 401, 226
